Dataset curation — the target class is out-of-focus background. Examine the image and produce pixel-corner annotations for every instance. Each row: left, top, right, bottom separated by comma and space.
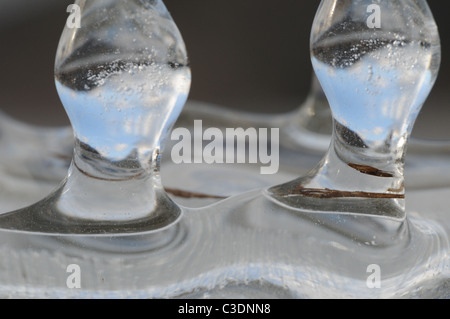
0, 0, 448, 139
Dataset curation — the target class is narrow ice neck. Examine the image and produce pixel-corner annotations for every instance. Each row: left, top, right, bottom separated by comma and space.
331, 119, 407, 183
72, 138, 161, 182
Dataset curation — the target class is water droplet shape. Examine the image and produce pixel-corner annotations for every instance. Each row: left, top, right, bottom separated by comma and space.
0, 0, 191, 234
267, 0, 441, 220
56, 0, 190, 170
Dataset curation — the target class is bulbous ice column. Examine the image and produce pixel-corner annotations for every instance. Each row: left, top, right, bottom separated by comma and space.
0, 0, 191, 234
266, 0, 441, 220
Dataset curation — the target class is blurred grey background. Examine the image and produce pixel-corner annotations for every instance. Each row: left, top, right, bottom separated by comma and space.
0, 0, 449, 139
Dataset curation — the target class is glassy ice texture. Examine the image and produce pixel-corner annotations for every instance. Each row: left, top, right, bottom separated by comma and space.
56, 63, 189, 163
0, 112, 72, 213
267, 0, 441, 219
0, 0, 448, 299
311, 1, 440, 156
0, 189, 448, 298
0, 0, 191, 233
55, 0, 190, 174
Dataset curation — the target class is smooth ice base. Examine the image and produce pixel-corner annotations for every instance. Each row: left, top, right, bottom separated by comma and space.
0, 161, 182, 234
265, 144, 407, 220
0, 188, 447, 299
